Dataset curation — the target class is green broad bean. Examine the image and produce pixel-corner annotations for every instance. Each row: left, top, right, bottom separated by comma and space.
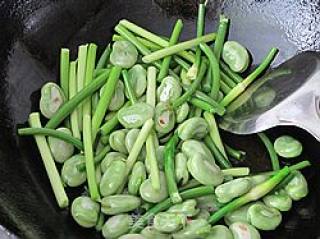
48, 127, 74, 163
101, 195, 141, 215
125, 129, 140, 153
263, 189, 292, 212
153, 212, 186, 233
196, 195, 221, 213
110, 40, 138, 68
101, 80, 125, 111
154, 102, 176, 134
141, 226, 172, 239
274, 135, 303, 158
127, 64, 147, 98
229, 222, 261, 239
109, 129, 128, 154
175, 102, 189, 123
175, 153, 189, 185
39, 82, 65, 119
194, 209, 210, 220
172, 219, 211, 239
224, 203, 254, 226
222, 41, 249, 73
186, 64, 198, 82
247, 203, 282, 231
100, 152, 126, 173
215, 178, 252, 203
181, 140, 215, 164
284, 171, 308, 201
100, 160, 127, 196
187, 153, 224, 186
247, 174, 270, 187
61, 154, 87, 187
102, 214, 133, 239
71, 196, 100, 228
118, 234, 146, 239
139, 172, 168, 203
253, 85, 276, 108
157, 76, 182, 102
206, 225, 233, 239
128, 161, 147, 195
118, 102, 154, 128
167, 199, 199, 217
177, 117, 208, 140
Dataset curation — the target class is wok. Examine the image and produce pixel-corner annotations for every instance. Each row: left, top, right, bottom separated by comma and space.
0, 0, 320, 238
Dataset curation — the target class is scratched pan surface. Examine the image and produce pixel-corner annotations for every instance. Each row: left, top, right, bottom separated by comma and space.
0, 0, 320, 238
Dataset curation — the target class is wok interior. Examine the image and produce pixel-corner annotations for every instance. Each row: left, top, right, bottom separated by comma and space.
1, 0, 320, 238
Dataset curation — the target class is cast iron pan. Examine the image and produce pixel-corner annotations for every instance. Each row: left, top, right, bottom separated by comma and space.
1, 0, 320, 238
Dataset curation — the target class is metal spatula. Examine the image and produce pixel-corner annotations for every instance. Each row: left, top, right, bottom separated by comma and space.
219, 52, 320, 141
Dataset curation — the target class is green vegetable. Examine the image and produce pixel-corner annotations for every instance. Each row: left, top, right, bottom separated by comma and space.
28, 112, 69, 208
274, 135, 303, 158
140, 172, 168, 203
155, 102, 176, 134
100, 151, 126, 173
71, 196, 100, 228
196, 195, 222, 213
263, 189, 292, 211
110, 40, 138, 68
206, 225, 233, 239
181, 140, 215, 164
172, 219, 211, 239
118, 102, 154, 129
222, 41, 250, 73
220, 48, 278, 107
96, 44, 111, 70
154, 212, 186, 233
101, 195, 141, 215
141, 226, 171, 239
47, 127, 74, 163
175, 152, 189, 186
284, 171, 308, 201
18, 127, 83, 150
175, 103, 190, 123
131, 186, 215, 233
119, 234, 146, 239
125, 129, 141, 153
40, 82, 65, 119
61, 154, 87, 187
92, 65, 122, 139
204, 136, 232, 169
127, 64, 147, 98
128, 161, 147, 195
194, 209, 210, 220
229, 222, 261, 239
102, 214, 133, 239
247, 203, 282, 230
167, 199, 199, 217
214, 15, 229, 61
142, 33, 216, 63
177, 117, 208, 140
158, 19, 183, 81
60, 48, 70, 99
100, 160, 127, 196
224, 203, 261, 226
215, 178, 252, 203
103, 80, 125, 111
258, 133, 280, 171
82, 44, 100, 201
109, 129, 128, 154
157, 76, 182, 102
45, 70, 110, 129
208, 166, 290, 224
187, 153, 224, 186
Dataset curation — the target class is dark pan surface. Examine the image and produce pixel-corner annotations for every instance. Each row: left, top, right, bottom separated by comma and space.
0, 0, 320, 238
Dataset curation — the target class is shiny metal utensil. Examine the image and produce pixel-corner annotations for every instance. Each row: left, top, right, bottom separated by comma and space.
220, 52, 320, 141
